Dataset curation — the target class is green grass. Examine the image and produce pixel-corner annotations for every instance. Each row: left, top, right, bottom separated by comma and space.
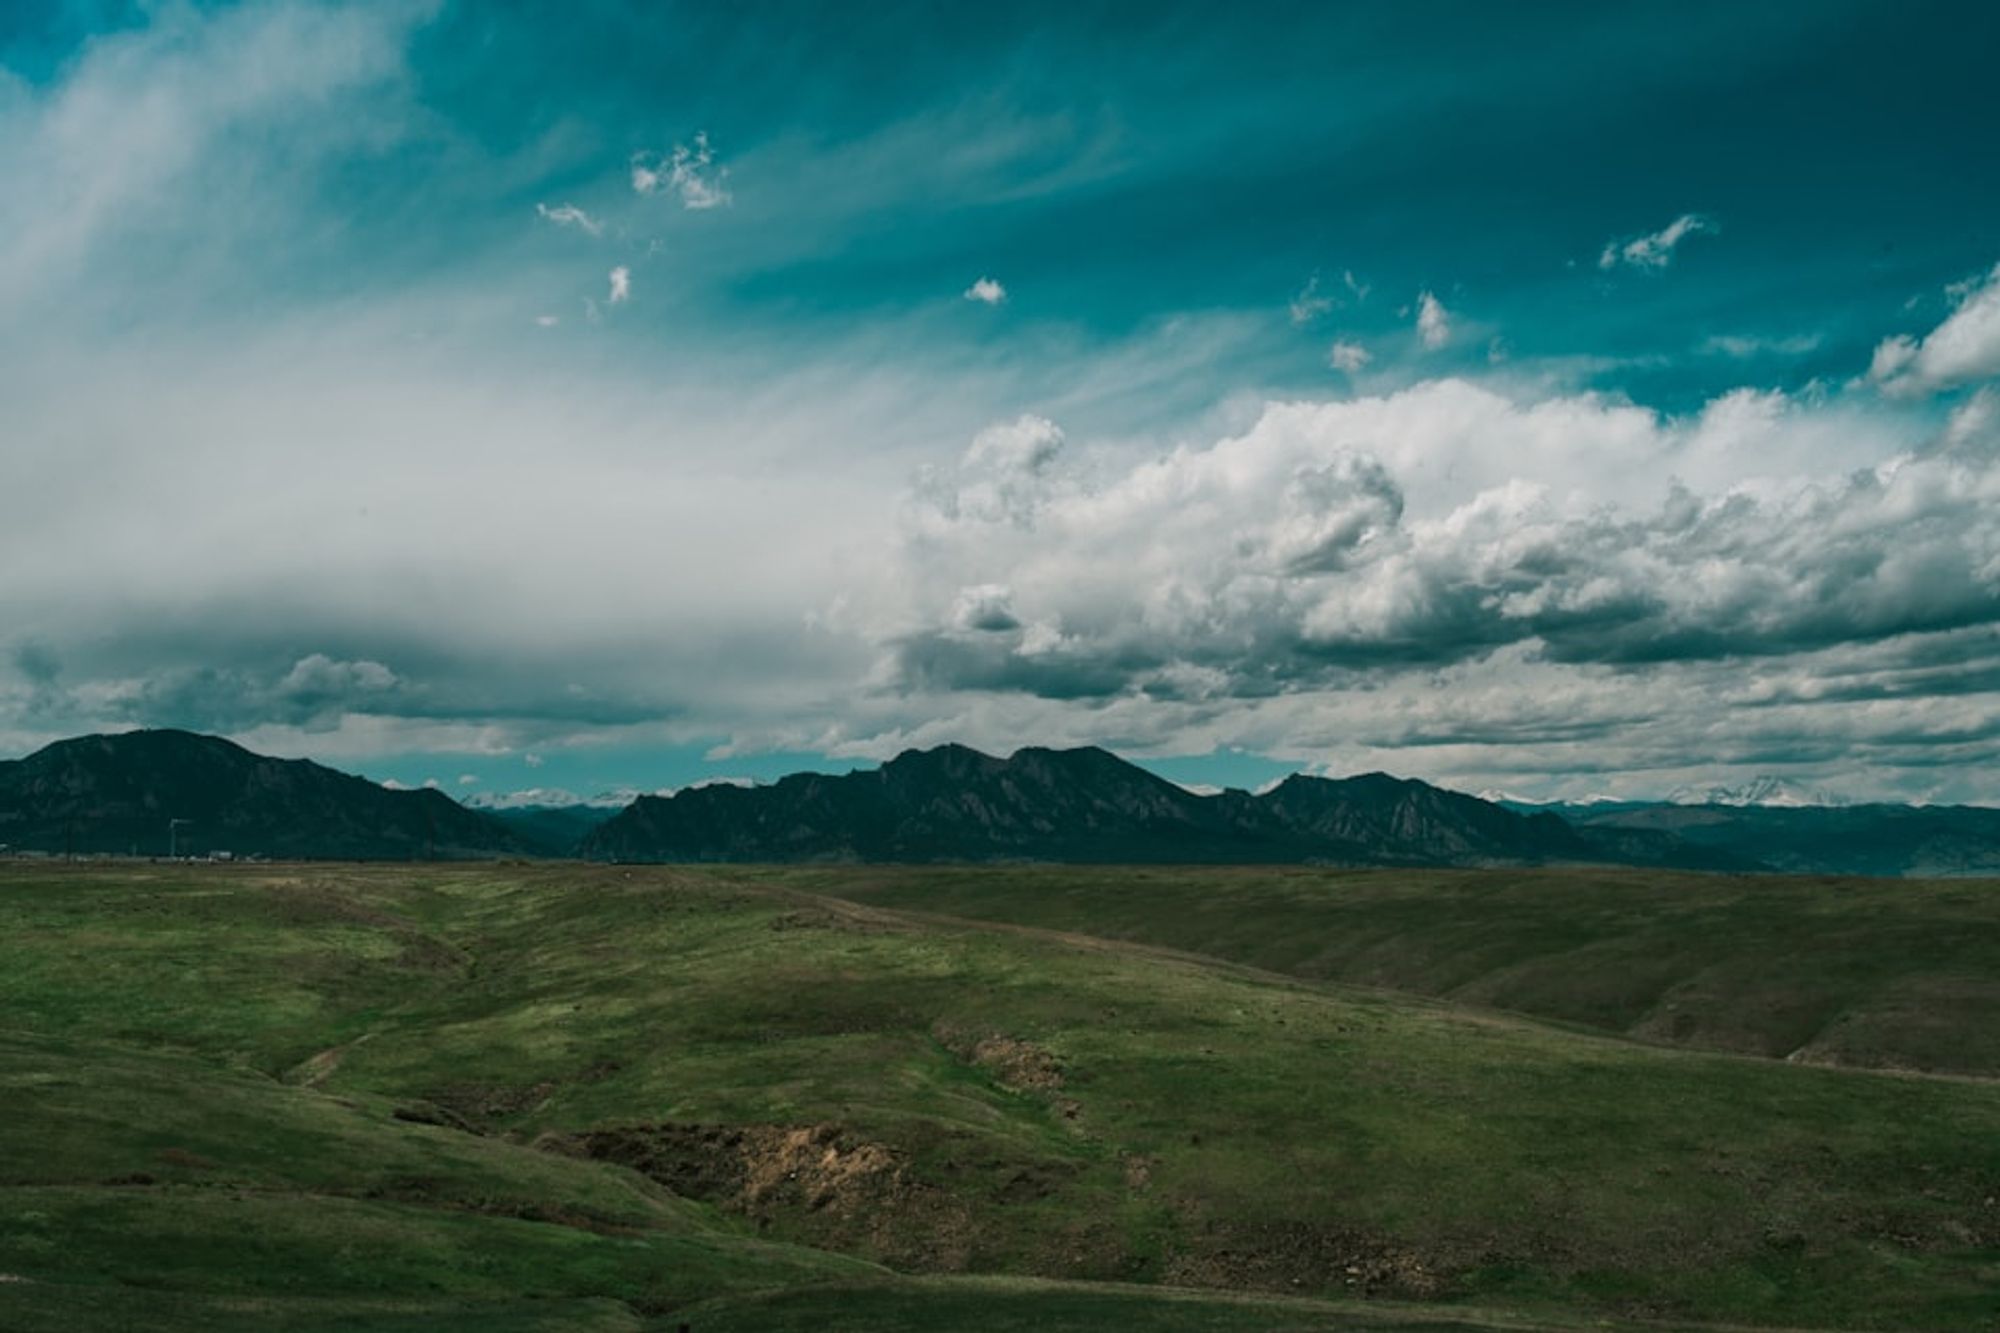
795, 864, 2000, 1075
3, 862, 1998, 1331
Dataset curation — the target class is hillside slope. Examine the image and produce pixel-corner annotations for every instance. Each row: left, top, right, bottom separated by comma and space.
3, 861, 1997, 1331
817, 863, 2000, 1076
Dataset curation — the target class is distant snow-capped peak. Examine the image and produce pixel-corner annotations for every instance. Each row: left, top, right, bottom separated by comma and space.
1666, 776, 1843, 808
1477, 789, 1628, 807
465, 787, 626, 810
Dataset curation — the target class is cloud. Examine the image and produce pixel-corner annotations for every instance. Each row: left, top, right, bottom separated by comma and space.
631, 131, 731, 210
1289, 270, 1366, 325
1702, 332, 1822, 359
1868, 263, 2000, 397
281, 653, 396, 698
915, 414, 1065, 527
0, 1, 422, 309
524, 751, 545, 767
1289, 274, 1332, 325
50, 654, 405, 735
887, 380, 2000, 714
951, 584, 1021, 632
1328, 339, 1371, 373
1416, 292, 1450, 348
1, 5, 1995, 805
534, 314, 560, 327
12, 640, 61, 688
1598, 214, 1715, 270
535, 202, 603, 236
964, 277, 1007, 305
607, 265, 630, 304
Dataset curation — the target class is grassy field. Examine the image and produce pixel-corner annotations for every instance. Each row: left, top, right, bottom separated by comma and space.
2, 862, 1997, 1331
801, 864, 2000, 1076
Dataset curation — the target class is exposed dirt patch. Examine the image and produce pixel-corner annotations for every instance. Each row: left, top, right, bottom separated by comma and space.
542, 1121, 976, 1270
934, 1023, 1066, 1092
1163, 1219, 1446, 1300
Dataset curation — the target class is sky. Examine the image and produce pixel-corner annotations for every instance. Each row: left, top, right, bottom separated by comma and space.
3, 0, 2000, 805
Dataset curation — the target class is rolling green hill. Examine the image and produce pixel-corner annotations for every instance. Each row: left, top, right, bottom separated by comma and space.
2, 862, 1997, 1331
813, 864, 2000, 1078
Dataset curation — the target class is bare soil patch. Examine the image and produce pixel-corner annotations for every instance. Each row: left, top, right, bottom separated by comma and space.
933, 1024, 1066, 1093
542, 1121, 976, 1270
1163, 1218, 1446, 1299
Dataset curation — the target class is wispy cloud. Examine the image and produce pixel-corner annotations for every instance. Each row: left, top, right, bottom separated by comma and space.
1599, 214, 1715, 270
1289, 273, 1332, 325
631, 131, 731, 210
607, 266, 631, 304
535, 202, 603, 236
964, 276, 1007, 305
1327, 339, 1370, 373
1416, 292, 1450, 348
1702, 332, 1822, 358
1289, 270, 1367, 325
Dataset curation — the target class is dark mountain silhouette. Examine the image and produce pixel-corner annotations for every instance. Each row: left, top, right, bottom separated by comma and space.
579, 743, 1620, 866
17, 730, 1975, 873
0, 729, 528, 860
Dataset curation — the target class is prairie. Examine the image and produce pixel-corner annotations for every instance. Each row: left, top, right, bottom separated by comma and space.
2, 862, 1996, 1330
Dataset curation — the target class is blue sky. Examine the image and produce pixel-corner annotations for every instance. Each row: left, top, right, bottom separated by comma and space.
3, 1, 2000, 803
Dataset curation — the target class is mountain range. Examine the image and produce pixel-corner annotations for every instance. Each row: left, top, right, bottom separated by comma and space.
0, 730, 532, 860
580, 742, 1612, 865
2, 729, 1997, 874
1523, 798, 2000, 878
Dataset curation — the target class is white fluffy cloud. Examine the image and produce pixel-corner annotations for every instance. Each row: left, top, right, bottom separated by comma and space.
964, 277, 1007, 305
889, 380, 2000, 718
631, 131, 731, 210
1869, 263, 2000, 396
1599, 214, 1714, 270
607, 265, 631, 303
1416, 292, 1450, 348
